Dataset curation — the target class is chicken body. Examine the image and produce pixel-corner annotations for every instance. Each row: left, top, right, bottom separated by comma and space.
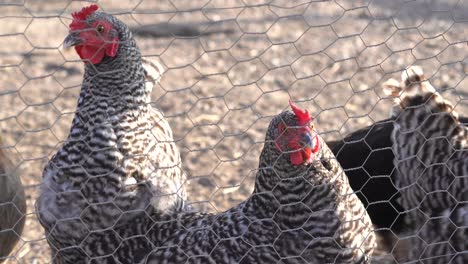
146, 106, 376, 264
0, 137, 26, 263
384, 66, 468, 263
36, 6, 187, 263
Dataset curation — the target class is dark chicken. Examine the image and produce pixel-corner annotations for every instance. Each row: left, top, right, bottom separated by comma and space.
0, 136, 26, 263
327, 119, 405, 234
328, 112, 468, 235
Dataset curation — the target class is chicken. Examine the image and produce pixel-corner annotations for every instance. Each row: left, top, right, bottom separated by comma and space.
36, 5, 188, 262
0, 136, 26, 262
327, 119, 406, 235
327, 115, 468, 235
144, 100, 376, 263
382, 66, 468, 263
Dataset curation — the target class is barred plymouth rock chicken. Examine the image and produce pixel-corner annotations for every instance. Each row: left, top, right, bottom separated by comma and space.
36, 5, 188, 263
383, 66, 468, 263
328, 112, 468, 236
145, 101, 376, 264
0, 136, 26, 262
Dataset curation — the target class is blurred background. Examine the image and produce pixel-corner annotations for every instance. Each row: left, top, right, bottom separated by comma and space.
1, 0, 468, 263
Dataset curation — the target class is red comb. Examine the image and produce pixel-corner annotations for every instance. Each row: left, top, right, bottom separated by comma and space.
72, 4, 98, 20
289, 100, 313, 126
70, 4, 99, 30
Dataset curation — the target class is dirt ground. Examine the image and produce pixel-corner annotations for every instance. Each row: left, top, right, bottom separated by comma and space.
1, 0, 468, 263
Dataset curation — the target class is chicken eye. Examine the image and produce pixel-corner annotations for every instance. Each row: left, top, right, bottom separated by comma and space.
96, 24, 105, 33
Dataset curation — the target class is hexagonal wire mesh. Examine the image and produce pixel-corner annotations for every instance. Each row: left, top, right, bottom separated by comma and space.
0, 0, 467, 263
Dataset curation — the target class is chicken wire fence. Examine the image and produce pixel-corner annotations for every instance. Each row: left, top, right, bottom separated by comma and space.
1, 0, 468, 263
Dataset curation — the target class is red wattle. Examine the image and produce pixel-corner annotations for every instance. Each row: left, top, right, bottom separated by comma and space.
290, 151, 303, 165
303, 148, 312, 160
76, 45, 105, 64
288, 135, 319, 165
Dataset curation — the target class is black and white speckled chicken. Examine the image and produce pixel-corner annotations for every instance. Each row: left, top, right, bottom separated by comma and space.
328, 111, 468, 236
0, 136, 26, 263
383, 66, 468, 263
36, 5, 188, 263
145, 100, 376, 264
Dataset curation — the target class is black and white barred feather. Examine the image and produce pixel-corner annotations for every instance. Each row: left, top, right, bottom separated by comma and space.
145, 109, 376, 264
36, 10, 188, 263
383, 66, 468, 263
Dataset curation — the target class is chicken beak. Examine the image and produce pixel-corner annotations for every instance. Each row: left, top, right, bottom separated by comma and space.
63, 32, 82, 49
301, 132, 314, 149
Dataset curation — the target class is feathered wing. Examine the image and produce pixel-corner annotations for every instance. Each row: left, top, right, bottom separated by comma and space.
142, 57, 189, 212
146, 107, 188, 211
383, 66, 468, 263
142, 57, 165, 88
